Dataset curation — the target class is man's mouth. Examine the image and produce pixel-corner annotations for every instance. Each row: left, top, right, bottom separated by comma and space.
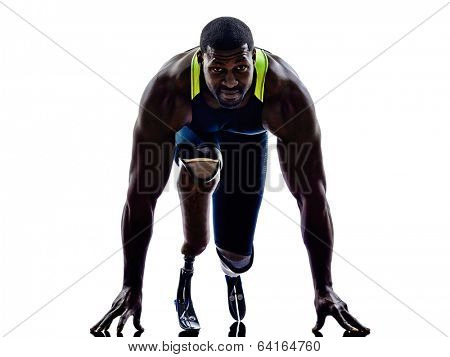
220, 89, 241, 101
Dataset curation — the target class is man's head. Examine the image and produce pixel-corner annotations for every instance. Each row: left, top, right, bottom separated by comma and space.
198, 17, 256, 109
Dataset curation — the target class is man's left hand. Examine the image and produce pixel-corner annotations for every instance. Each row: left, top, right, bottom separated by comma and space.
312, 287, 370, 335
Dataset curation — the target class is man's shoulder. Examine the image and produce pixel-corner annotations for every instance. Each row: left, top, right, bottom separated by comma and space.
158, 47, 198, 92
141, 47, 198, 104
262, 50, 317, 139
136, 48, 197, 130
263, 50, 312, 105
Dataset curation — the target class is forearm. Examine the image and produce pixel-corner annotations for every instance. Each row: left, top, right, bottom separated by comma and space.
298, 194, 334, 294
120, 122, 175, 290
121, 196, 157, 290
276, 137, 334, 292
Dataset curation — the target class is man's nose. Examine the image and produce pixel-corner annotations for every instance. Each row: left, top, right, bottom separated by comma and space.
222, 71, 238, 88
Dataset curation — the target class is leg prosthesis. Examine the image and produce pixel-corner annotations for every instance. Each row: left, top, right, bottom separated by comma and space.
174, 255, 200, 330
216, 247, 254, 321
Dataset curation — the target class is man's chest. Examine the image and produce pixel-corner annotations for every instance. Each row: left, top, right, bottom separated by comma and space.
188, 95, 266, 135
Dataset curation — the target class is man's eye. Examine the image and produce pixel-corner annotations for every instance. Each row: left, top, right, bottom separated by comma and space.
211, 68, 224, 73
236, 65, 248, 71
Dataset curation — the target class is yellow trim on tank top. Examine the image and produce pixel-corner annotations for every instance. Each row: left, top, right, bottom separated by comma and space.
190, 47, 268, 102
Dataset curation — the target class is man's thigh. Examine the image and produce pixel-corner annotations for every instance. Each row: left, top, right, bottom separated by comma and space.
212, 131, 268, 256
174, 126, 220, 164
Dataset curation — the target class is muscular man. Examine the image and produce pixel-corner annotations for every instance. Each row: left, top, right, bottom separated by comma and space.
90, 17, 370, 336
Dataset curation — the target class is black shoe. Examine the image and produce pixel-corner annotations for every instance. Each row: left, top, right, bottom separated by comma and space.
225, 275, 246, 320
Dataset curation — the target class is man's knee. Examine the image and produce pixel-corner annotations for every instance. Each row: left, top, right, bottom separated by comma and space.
216, 247, 254, 277
177, 144, 222, 193
181, 240, 209, 257
177, 165, 220, 194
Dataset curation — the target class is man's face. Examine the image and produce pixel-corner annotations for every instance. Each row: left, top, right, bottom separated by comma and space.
199, 44, 256, 109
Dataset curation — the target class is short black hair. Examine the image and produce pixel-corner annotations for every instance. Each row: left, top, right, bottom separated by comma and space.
200, 17, 254, 53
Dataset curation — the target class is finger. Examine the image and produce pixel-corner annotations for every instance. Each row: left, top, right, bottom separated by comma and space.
90, 321, 102, 332
133, 308, 144, 331
91, 307, 121, 333
91, 314, 108, 332
312, 311, 326, 332
312, 330, 323, 337
98, 307, 122, 332
331, 309, 359, 332
102, 317, 115, 332
95, 308, 119, 332
90, 330, 105, 337
342, 310, 370, 333
90, 308, 114, 332
117, 311, 131, 333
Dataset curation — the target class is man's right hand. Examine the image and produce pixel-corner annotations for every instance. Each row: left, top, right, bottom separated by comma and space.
90, 286, 144, 334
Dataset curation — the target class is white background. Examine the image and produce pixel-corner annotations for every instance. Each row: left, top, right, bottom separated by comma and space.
0, 0, 449, 354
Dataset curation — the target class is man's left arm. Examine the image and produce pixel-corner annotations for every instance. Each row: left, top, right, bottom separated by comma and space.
265, 79, 370, 335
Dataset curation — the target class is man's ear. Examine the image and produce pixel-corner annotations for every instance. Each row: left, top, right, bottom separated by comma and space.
196, 50, 203, 65
252, 48, 256, 64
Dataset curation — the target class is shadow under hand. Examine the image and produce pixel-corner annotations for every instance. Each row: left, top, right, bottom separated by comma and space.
312, 329, 370, 337
179, 330, 200, 337
343, 330, 370, 337
91, 330, 144, 337
90, 330, 107, 337
228, 321, 246, 337
117, 330, 145, 337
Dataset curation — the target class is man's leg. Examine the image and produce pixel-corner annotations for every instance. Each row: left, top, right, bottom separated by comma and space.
216, 247, 253, 277
212, 131, 268, 320
174, 126, 222, 330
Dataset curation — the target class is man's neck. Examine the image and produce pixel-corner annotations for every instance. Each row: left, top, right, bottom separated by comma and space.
199, 69, 256, 110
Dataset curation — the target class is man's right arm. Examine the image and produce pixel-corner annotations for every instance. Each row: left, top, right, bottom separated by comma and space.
91, 74, 190, 334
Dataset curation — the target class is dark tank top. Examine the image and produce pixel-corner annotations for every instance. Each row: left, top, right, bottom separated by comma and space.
188, 47, 269, 136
